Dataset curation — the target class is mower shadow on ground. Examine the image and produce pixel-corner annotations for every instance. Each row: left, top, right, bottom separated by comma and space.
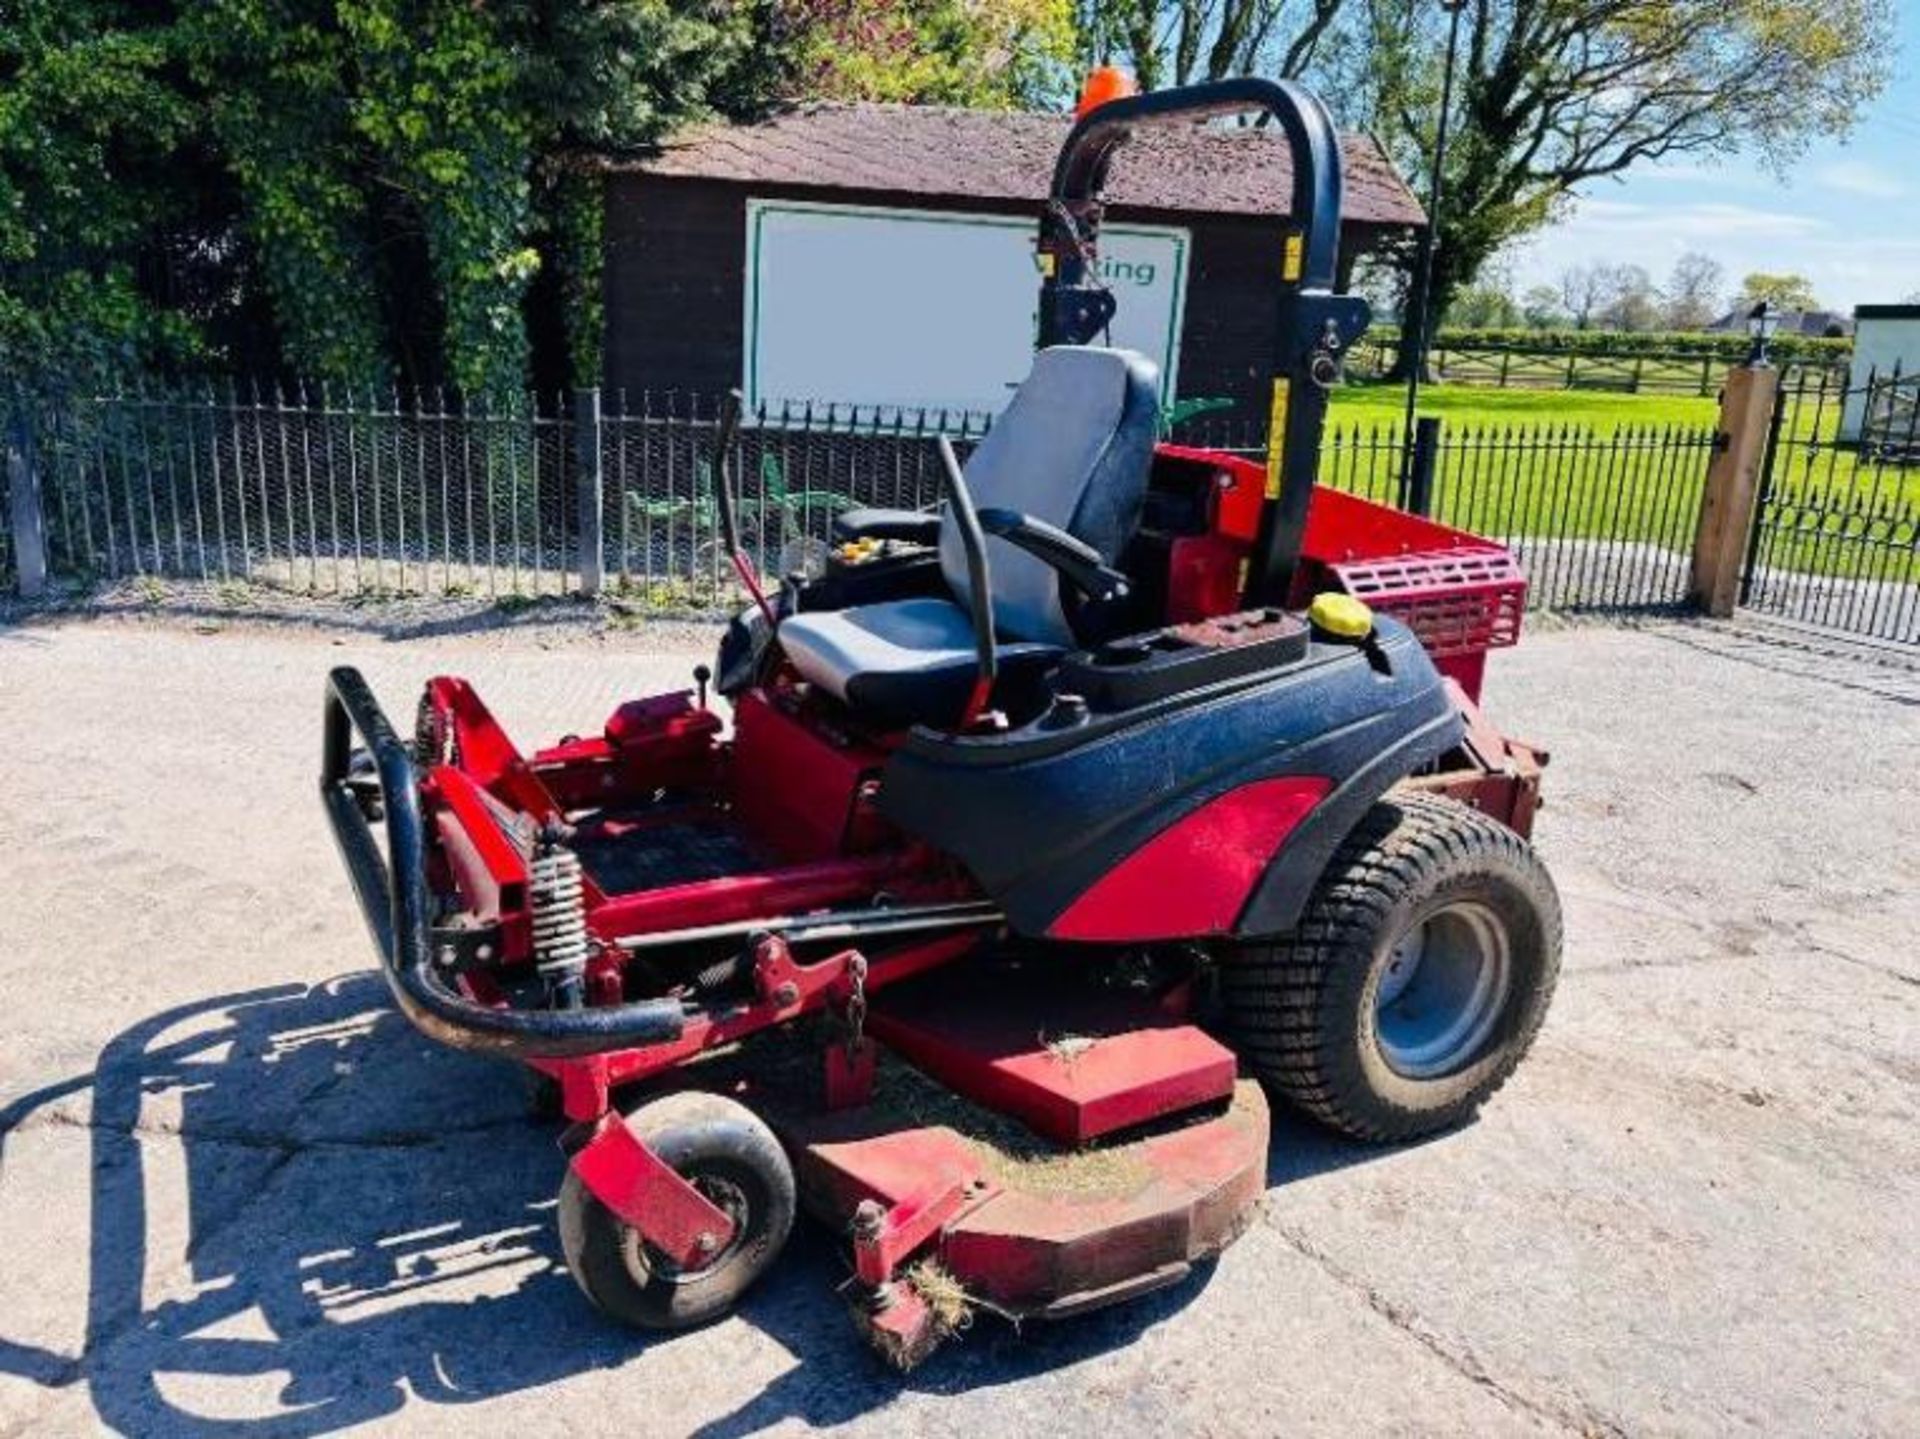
0, 974, 1400, 1436
0, 588, 722, 648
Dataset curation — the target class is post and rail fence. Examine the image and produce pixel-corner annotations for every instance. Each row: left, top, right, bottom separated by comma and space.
1348, 334, 1854, 398
3, 368, 1910, 643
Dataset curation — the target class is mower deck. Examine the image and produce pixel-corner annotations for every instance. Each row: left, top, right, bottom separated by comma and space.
863, 963, 1238, 1144
792, 1080, 1268, 1367
716, 978, 1268, 1368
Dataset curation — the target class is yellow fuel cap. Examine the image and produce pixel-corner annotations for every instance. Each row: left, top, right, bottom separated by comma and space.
1308, 591, 1374, 639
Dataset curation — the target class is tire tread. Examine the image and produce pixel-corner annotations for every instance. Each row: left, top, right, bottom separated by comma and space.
1224, 792, 1562, 1141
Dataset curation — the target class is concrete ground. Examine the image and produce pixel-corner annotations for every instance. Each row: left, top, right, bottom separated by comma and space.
0, 604, 1915, 1437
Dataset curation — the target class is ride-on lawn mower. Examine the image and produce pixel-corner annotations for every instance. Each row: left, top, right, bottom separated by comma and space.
322, 77, 1560, 1367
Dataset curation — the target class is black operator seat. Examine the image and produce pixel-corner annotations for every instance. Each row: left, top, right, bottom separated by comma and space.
778, 346, 1160, 726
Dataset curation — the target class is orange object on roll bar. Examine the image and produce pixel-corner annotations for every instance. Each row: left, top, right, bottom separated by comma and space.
1075, 65, 1137, 116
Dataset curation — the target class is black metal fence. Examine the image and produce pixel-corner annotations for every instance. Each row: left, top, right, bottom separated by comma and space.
0, 384, 998, 605
1742, 367, 1920, 644
3, 381, 1722, 616
1174, 411, 1715, 611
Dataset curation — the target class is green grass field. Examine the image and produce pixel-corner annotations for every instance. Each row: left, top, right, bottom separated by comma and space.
1304, 382, 1916, 594
1305, 383, 1719, 555
1328, 381, 1719, 433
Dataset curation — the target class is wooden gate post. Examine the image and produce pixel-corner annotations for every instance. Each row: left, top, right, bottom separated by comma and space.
1689, 364, 1779, 617
6, 403, 49, 599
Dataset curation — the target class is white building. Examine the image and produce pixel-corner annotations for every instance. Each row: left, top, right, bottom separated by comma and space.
1842, 304, 1920, 443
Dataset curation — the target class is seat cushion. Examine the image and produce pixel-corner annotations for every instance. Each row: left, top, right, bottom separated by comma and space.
938, 346, 1159, 646
780, 597, 1061, 727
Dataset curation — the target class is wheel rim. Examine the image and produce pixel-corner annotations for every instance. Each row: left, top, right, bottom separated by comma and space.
1373, 901, 1512, 1079
622, 1171, 751, 1287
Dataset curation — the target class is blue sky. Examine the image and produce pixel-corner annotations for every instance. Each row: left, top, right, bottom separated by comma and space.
1507, 6, 1920, 314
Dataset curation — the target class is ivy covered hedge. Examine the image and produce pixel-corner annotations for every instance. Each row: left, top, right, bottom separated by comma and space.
2, 0, 788, 393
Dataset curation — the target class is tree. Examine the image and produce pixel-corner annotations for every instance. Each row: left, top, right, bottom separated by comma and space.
1558, 265, 1608, 330
1520, 284, 1564, 329
1663, 252, 1725, 331
1353, 0, 1891, 376
1597, 264, 1659, 331
1445, 260, 1520, 327
1074, 0, 1349, 90
796, 0, 1075, 107
1733, 271, 1822, 313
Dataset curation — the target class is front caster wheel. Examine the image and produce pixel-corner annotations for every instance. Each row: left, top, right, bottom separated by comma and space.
1224, 793, 1562, 1142
558, 1092, 796, 1330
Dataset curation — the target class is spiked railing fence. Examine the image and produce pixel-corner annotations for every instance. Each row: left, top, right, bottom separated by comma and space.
5, 380, 1719, 618
1742, 366, 1920, 644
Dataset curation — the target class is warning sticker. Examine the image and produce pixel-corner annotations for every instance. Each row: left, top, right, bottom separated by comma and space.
1265, 378, 1291, 499
1282, 234, 1304, 282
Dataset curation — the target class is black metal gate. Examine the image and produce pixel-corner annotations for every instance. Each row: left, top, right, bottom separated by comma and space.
1742, 366, 1920, 645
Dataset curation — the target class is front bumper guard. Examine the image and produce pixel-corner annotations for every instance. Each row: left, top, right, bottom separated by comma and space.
320, 665, 688, 1059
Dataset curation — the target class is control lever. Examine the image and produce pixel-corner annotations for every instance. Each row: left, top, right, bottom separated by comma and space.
713, 391, 776, 627
936, 435, 999, 729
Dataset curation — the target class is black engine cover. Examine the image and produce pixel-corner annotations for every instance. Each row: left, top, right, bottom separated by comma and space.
879, 615, 1461, 938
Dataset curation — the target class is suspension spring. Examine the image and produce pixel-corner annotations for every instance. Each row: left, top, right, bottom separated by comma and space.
529, 837, 590, 992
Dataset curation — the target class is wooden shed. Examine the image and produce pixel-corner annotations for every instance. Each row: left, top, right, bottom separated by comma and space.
600, 102, 1423, 425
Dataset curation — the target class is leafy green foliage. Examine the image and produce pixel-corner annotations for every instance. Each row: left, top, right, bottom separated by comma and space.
4, 0, 791, 390
1073, 0, 1347, 90
792, 0, 1076, 107
0, 1, 199, 374
1733, 272, 1824, 314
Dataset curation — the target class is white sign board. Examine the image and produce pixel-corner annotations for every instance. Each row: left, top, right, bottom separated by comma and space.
744, 200, 1188, 420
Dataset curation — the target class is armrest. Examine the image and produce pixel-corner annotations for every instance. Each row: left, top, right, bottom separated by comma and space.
977, 508, 1131, 602
832, 507, 942, 544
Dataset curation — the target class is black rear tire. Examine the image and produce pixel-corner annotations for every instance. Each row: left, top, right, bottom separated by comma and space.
558, 1091, 796, 1330
1223, 792, 1561, 1142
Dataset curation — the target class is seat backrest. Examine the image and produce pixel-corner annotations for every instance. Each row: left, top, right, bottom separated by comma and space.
938, 346, 1159, 646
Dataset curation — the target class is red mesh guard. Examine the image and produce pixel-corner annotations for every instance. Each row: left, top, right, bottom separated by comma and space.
1327, 549, 1527, 660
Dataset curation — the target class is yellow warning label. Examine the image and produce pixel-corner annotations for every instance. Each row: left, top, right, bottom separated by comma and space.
1037, 252, 1056, 278
1282, 234, 1304, 282
1264, 379, 1291, 499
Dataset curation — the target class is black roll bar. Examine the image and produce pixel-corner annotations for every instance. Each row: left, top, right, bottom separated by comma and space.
321, 666, 688, 1058
1036, 77, 1372, 606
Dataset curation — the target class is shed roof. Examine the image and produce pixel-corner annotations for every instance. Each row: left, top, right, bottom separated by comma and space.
606, 102, 1424, 228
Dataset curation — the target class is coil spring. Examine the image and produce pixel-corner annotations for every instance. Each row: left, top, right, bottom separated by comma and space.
412, 691, 456, 768
529, 841, 589, 979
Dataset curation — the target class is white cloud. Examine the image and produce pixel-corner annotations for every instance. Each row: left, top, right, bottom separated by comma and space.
1564, 199, 1826, 241
1816, 159, 1907, 199
1508, 198, 1918, 312
1635, 161, 1767, 191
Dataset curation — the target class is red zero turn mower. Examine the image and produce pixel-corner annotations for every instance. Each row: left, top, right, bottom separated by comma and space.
322, 78, 1560, 1367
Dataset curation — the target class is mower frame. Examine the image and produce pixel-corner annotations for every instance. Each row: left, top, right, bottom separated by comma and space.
318, 73, 1554, 1361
